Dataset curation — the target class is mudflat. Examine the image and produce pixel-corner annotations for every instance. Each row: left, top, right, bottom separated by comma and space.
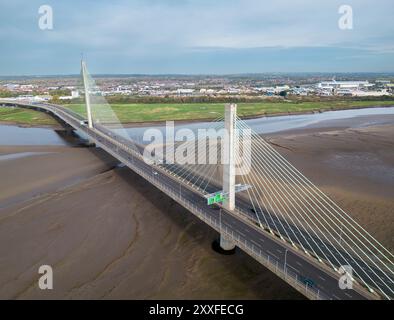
0, 145, 303, 299
266, 115, 394, 251
0, 114, 392, 299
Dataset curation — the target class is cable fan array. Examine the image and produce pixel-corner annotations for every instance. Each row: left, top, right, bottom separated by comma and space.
234, 116, 393, 299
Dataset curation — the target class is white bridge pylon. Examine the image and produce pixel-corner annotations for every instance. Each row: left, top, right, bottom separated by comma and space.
220, 103, 237, 251
81, 60, 93, 129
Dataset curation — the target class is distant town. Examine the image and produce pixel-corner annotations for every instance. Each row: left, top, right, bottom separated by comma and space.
1, 73, 393, 103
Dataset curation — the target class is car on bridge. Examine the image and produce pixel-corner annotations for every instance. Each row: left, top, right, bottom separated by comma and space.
209, 204, 221, 210
300, 276, 316, 288
250, 207, 262, 214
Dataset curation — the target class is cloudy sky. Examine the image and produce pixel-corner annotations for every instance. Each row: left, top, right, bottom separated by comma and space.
0, 0, 393, 75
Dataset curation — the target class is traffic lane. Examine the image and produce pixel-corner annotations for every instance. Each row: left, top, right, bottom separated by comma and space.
223, 182, 392, 297
220, 211, 367, 300
234, 200, 393, 296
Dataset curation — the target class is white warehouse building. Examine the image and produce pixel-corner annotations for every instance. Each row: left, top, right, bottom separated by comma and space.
317, 80, 373, 91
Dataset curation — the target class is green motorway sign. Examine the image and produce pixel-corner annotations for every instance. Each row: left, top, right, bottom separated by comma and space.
207, 193, 225, 205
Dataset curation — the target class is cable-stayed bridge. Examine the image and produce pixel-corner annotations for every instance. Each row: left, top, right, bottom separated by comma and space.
1, 62, 393, 300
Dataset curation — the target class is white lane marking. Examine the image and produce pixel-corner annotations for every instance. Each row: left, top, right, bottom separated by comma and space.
266, 250, 280, 260
332, 294, 341, 300
344, 292, 353, 298
276, 249, 283, 254
296, 261, 303, 267
250, 239, 262, 248
287, 265, 300, 273
318, 276, 327, 282
237, 230, 246, 237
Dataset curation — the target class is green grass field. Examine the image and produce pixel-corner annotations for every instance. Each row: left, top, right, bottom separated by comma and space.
0, 100, 393, 125
64, 100, 394, 123
0, 107, 56, 125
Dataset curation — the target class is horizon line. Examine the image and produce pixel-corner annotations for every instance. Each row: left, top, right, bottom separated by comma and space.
1, 71, 394, 79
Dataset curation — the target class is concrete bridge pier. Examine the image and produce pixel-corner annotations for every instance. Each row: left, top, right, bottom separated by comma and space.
212, 234, 236, 255
86, 138, 96, 147
54, 126, 74, 139
64, 127, 75, 135
220, 234, 236, 251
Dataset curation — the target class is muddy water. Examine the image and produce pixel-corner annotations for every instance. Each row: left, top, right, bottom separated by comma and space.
118, 106, 394, 143
1, 106, 393, 146
0, 125, 67, 145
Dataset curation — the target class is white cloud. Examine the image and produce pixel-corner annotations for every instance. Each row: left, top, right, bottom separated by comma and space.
23, 0, 392, 52
0, 0, 393, 74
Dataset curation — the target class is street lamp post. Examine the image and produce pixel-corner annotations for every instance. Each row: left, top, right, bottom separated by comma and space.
219, 208, 222, 233
284, 248, 288, 268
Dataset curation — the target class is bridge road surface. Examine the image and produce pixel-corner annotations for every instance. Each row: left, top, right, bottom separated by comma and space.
2, 100, 381, 300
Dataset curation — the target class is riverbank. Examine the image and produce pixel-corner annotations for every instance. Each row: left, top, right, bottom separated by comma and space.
114, 103, 394, 128
0, 113, 392, 299
0, 106, 57, 127
64, 100, 394, 127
